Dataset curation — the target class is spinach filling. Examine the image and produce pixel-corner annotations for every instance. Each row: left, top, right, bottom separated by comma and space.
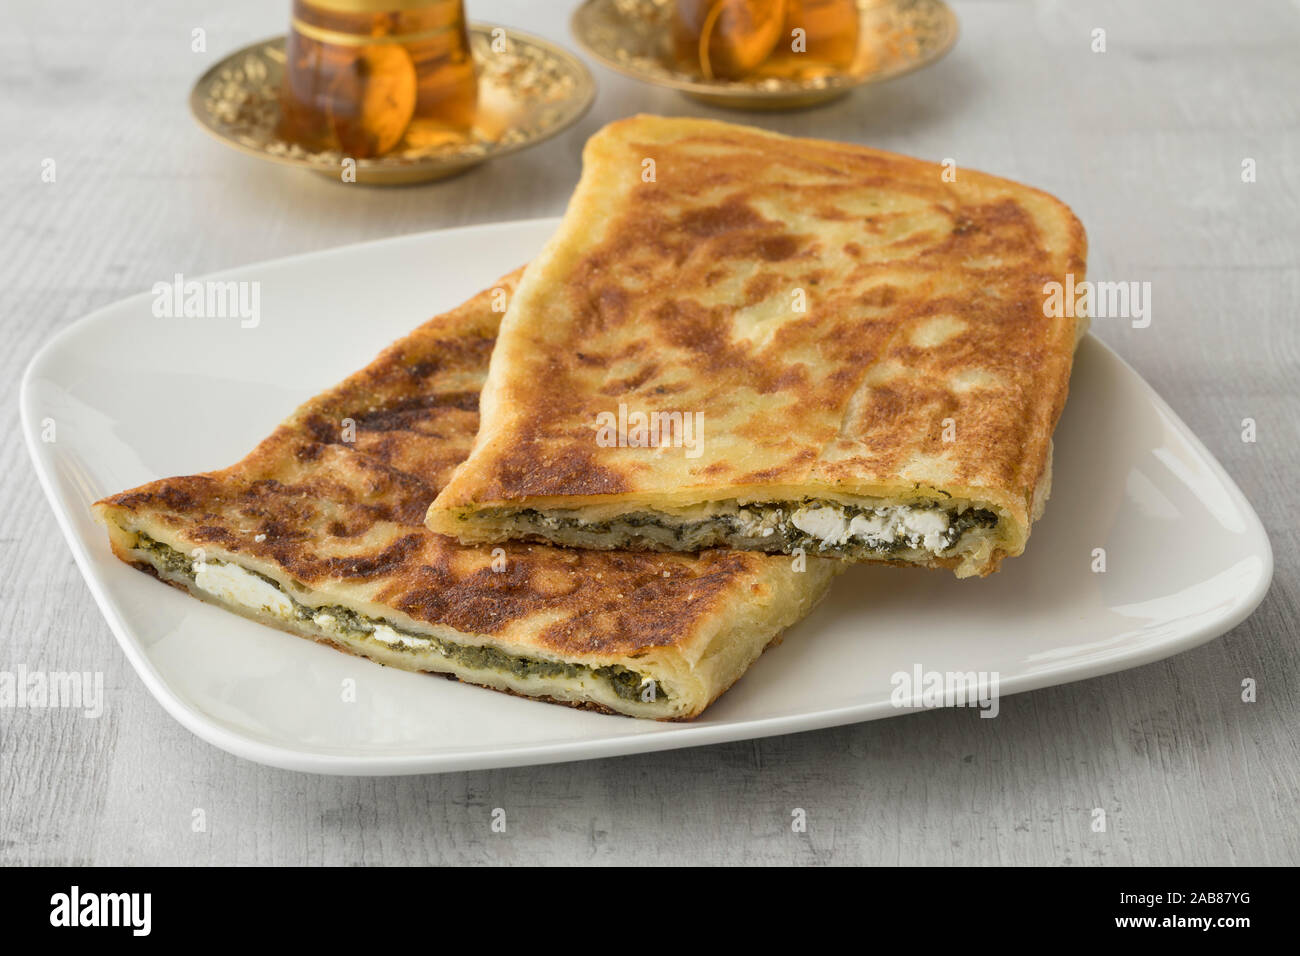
130, 532, 666, 703
510, 500, 1000, 556
135, 532, 198, 579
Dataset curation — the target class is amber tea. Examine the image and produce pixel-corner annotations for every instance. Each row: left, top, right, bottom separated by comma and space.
672, 0, 859, 81
279, 0, 478, 158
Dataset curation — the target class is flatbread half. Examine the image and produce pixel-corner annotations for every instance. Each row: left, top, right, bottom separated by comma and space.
427, 116, 1088, 577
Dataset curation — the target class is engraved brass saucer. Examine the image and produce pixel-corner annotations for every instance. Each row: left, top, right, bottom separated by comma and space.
190, 24, 596, 185
571, 0, 957, 110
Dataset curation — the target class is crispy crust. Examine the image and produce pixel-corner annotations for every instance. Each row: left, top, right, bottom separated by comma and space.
428, 116, 1088, 575
93, 270, 838, 719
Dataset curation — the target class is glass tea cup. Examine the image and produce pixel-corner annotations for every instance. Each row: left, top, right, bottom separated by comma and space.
278, 0, 478, 158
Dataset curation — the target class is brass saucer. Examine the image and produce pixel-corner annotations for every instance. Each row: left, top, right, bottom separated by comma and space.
190, 24, 596, 185
571, 0, 957, 111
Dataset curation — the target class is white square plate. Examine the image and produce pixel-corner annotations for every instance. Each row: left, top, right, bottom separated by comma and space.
22, 218, 1273, 775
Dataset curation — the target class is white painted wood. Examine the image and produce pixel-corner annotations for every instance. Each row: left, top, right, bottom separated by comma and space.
1, 0, 1296, 865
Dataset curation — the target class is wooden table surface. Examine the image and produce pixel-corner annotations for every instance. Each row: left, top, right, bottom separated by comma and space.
2, 0, 1296, 866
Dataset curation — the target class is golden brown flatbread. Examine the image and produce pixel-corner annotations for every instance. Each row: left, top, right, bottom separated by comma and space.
428, 116, 1088, 577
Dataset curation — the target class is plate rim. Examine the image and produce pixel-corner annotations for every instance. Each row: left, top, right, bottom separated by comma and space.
20, 217, 1274, 776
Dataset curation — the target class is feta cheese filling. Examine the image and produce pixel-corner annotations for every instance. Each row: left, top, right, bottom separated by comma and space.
194, 559, 297, 620
790, 504, 954, 553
